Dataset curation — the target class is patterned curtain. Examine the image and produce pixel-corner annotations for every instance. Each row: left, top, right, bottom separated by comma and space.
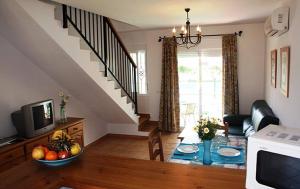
222, 35, 239, 115
159, 37, 180, 132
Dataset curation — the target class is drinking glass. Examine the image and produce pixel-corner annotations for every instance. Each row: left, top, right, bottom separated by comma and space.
192, 143, 200, 162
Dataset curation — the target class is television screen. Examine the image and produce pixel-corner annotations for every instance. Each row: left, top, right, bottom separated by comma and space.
32, 102, 53, 130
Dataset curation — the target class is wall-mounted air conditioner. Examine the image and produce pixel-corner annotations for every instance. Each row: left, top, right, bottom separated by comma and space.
264, 7, 289, 37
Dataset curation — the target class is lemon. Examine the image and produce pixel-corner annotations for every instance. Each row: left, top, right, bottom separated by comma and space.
70, 143, 81, 155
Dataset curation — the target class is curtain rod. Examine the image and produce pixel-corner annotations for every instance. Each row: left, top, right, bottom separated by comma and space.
158, 31, 243, 42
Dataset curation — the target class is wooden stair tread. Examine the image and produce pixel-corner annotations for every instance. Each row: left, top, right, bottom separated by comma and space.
138, 114, 150, 131
139, 116, 149, 125
139, 124, 158, 133
138, 113, 150, 117
138, 114, 150, 123
138, 114, 159, 134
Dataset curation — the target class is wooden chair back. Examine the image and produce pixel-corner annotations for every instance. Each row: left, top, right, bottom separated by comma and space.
148, 127, 164, 161
218, 122, 229, 137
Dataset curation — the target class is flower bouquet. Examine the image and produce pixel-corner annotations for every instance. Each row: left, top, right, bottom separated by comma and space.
194, 116, 220, 140
194, 116, 221, 165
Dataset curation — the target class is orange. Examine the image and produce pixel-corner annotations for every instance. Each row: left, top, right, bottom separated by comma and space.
45, 151, 58, 161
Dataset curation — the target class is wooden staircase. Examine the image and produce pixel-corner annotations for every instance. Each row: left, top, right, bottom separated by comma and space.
138, 114, 158, 134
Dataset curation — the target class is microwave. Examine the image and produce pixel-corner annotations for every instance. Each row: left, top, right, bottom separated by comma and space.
246, 125, 300, 189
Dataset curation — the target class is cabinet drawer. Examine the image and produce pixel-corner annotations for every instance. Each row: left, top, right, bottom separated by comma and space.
0, 147, 25, 166
25, 136, 49, 154
71, 131, 84, 146
68, 123, 83, 135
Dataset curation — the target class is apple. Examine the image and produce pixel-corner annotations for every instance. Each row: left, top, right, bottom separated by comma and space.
32, 147, 45, 160
43, 147, 50, 155
45, 151, 58, 161
70, 143, 81, 156
58, 151, 69, 159
36, 145, 49, 155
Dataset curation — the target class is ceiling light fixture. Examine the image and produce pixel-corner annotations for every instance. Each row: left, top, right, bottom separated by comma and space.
158, 8, 243, 49
172, 8, 202, 49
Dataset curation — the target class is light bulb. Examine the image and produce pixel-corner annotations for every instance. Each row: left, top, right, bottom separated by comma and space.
196, 25, 202, 33
184, 29, 187, 34
181, 26, 185, 32
172, 27, 176, 35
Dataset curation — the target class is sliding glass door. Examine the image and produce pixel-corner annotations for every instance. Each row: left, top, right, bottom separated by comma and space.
178, 45, 223, 128
199, 49, 223, 118
178, 52, 200, 128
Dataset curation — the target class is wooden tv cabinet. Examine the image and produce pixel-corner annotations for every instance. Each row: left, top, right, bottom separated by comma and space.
0, 117, 84, 172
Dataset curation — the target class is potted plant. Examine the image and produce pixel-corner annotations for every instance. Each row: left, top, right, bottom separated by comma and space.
194, 116, 220, 165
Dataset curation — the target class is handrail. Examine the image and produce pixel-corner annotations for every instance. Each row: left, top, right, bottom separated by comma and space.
62, 4, 138, 114
105, 18, 137, 68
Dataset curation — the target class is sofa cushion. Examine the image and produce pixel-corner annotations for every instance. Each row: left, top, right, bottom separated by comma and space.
228, 125, 244, 136
223, 114, 251, 127
243, 118, 252, 133
251, 100, 279, 131
245, 126, 255, 138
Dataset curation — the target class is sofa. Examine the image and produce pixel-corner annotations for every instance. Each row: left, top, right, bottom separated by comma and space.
223, 100, 279, 138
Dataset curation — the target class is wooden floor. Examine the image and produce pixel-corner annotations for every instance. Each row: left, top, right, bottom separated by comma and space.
89, 132, 180, 161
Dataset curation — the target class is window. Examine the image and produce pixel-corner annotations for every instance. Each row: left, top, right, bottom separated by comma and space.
130, 50, 147, 94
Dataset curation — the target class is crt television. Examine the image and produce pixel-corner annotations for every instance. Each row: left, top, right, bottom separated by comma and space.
11, 99, 55, 138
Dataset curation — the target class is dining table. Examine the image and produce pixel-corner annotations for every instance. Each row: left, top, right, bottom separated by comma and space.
0, 144, 246, 189
170, 127, 247, 169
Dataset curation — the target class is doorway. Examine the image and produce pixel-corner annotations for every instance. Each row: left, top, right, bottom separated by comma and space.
178, 48, 223, 128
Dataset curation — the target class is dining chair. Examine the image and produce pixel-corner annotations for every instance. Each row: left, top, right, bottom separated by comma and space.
148, 127, 164, 161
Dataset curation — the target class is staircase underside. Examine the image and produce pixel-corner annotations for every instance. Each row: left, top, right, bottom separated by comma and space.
0, 0, 138, 124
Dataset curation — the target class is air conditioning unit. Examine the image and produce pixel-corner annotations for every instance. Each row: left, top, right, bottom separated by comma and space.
264, 7, 289, 37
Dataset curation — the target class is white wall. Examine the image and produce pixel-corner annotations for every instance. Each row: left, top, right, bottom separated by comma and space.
119, 23, 266, 120
265, 0, 300, 128
0, 34, 107, 145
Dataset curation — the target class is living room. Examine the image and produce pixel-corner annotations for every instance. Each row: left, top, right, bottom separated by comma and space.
0, 0, 299, 188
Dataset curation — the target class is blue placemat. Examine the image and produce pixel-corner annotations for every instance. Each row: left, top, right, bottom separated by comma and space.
172, 143, 199, 160
171, 143, 245, 165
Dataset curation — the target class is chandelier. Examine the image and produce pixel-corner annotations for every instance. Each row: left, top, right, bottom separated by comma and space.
172, 8, 202, 49
158, 8, 243, 47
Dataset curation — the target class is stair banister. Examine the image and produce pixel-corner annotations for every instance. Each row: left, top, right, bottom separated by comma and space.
62, 4, 138, 114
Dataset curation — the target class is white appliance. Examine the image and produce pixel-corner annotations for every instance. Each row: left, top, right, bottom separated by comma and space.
246, 125, 300, 189
264, 7, 289, 37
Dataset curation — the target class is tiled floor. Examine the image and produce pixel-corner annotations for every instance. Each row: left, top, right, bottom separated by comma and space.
88, 132, 180, 160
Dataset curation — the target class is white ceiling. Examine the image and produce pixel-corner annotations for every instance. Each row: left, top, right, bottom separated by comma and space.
52, 0, 285, 31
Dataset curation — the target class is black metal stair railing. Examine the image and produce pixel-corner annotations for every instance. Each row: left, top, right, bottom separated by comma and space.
62, 4, 138, 114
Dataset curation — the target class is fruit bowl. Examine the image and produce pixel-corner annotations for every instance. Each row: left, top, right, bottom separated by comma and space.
36, 149, 83, 167
32, 130, 83, 167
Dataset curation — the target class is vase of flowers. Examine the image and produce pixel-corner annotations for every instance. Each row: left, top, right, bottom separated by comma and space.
59, 91, 70, 123
194, 116, 220, 165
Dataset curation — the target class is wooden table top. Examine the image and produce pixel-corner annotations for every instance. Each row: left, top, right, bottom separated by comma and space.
0, 145, 246, 189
